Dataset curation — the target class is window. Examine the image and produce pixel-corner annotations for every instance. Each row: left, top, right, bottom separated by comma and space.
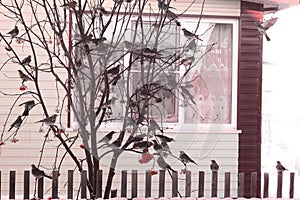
71, 15, 238, 132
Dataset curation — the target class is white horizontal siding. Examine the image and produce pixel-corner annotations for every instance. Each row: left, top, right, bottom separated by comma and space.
0, 0, 240, 198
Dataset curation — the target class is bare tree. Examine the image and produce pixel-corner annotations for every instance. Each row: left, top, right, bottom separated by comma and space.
0, 0, 217, 199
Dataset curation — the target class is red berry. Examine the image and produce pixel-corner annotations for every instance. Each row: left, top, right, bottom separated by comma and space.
80, 144, 85, 149
151, 170, 158, 175
19, 85, 26, 91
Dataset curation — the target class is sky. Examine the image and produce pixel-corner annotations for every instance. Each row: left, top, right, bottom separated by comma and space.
262, 4, 300, 197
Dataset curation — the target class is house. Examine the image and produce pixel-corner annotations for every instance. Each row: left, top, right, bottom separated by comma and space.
0, 0, 298, 198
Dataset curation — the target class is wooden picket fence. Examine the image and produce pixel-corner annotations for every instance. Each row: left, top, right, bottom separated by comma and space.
0, 170, 296, 199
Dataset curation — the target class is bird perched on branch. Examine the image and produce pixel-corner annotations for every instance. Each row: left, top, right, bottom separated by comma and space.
149, 119, 163, 133
180, 56, 195, 67
18, 70, 33, 84
19, 100, 36, 116
165, 10, 181, 26
157, 155, 176, 172
31, 164, 52, 179
36, 114, 58, 126
7, 26, 19, 38
276, 161, 288, 172
61, 1, 77, 9
155, 134, 175, 142
182, 28, 202, 41
98, 131, 116, 144
8, 116, 23, 132
210, 160, 219, 172
255, 17, 278, 41
20, 55, 31, 66
179, 151, 198, 165
157, 0, 174, 10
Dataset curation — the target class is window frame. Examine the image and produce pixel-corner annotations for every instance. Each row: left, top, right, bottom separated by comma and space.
69, 15, 239, 133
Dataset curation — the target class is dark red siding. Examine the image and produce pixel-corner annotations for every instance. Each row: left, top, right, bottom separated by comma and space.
238, 1, 263, 197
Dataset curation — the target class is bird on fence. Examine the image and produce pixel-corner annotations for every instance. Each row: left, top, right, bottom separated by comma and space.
179, 151, 198, 165
19, 100, 36, 116
276, 161, 288, 172
20, 55, 31, 66
210, 160, 219, 172
18, 70, 33, 84
157, 155, 176, 172
182, 28, 202, 41
36, 114, 58, 126
7, 26, 19, 38
255, 17, 278, 41
31, 164, 52, 179
8, 116, 23, 132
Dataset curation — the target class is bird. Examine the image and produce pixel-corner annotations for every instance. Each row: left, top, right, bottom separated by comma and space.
157, 155, 176, 172
152, 140, 163, 154
19, 100, 36, 116
179, 151, 198, 165
149, 119, 163, 133
155, 134, 175, 142
210, 160, 219, 172
98, 131, 116, 144
157, 0, 174, 10
8, 116, 23, 131
18, 70, 33, 84
276, 161, 288, 172
132, 141, 153, 150
90, 37, 106, 45
182, 28, 202, 41
110, 137, 122, 149
180, 56, 195, 66
255, 17, 278, 41
31, 164, 52, 179
20, 55, 31, 66
7, 26, 19, 38
36, 114, 58, 126
106, 64, 120, 76
165, 10, 181, 26
142, 48, 160, 58
61, 1, 77, 9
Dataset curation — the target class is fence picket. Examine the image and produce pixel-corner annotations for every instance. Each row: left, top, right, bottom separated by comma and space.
172, 171, 178, 197
9, 171, 15, 199
186, 170, 191, 197
290, 172, 295, 199
24, 170, 30, 200
277, 172, 283, 198
250, 172, 257, 197
52, 170, 59, 198
224, 172, 230, 197
238, 172, 244, 197
159, 170, 165, 197
67, 170, 74, 199
211, 171, 218, 197
198, 171, 204, 197
121, 170, 127, 198
145, 170, 152, 197
37, 177, 44, 199
263, 172, 269, 198
131, 170, 138, 198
